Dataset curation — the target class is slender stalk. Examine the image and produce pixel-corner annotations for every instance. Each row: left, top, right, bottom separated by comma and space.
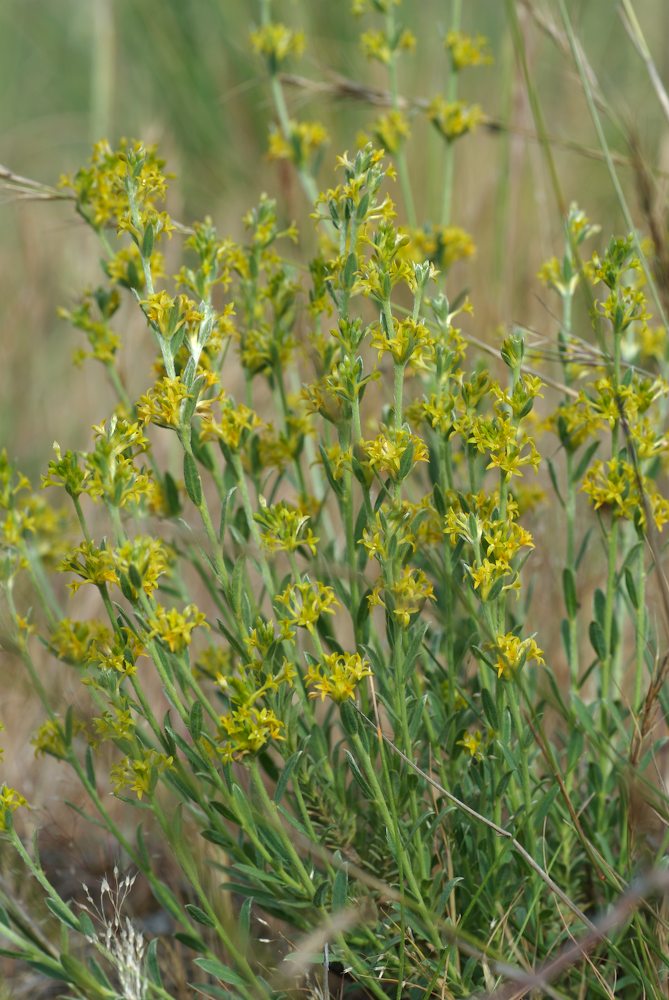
633, 537, 646, 712
441, 0, 462, 227
385, 2, 416, 227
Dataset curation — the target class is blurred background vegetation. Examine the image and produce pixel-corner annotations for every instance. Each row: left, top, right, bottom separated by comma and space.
2, 0, 669, 471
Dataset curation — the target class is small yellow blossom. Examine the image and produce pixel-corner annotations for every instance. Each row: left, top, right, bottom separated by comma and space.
59, 541, 118, 593
33, 717, 85, 759
147, 604, 208, 653
306, 652, 372, 702
0, 785, 28, 830
362, 426, 429, 480
200, 394, 262, 451
268, 120, 329, 167
217, 706, 285, 761
369, 566, 435, 628
275, 580, 339, 637
458, 729, 484, 759
254, 498, 318, 555
428, 97, 484, 142
489, 632, 544, 680
250, 23, 305, 65
445, 31, 493, 71
111, 750, 173, 800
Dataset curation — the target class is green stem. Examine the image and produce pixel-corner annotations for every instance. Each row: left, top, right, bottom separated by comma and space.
350, 731, 441, 952
440, 0, 462, 227
385, 3, 416, 227
633, 536, 646, 712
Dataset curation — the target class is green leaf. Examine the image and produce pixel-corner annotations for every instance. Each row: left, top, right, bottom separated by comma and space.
163, 470, 181, 517
146, 938, 163, 986
184, 452, 203, 506
239, 897, 253, 942
339, 701, 359, 739
194, 957, 247, 988
85, 745, 96, 788
546, 457, 564, 507
332, 865, 348, 910
274, 749, 303, 804
342, 251, 358, 290
231, 557, 245, 618
25, 960, 71, 983
562, 567, 578, 618
398, 443, 415, 482
185, 903, 216, 927
60, 952, 109, 994
624, 567, 638, 609
78, 911, 96, 940
45, 895, 81, 932
189, 700, 203, 742
534, 785, 560, 825
142, 222, 155, 259
231, 782, 257, 834
480, 687, 498, 730
573, 440, 600, 484
174, 932, 206, 953
344, 750, 372, 798
575, 527, 593, 570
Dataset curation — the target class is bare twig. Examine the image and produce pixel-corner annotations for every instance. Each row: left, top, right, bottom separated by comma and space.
0, 165, 71, 202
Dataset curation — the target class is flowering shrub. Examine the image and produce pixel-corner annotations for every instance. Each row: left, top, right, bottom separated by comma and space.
2, 3, 669, 998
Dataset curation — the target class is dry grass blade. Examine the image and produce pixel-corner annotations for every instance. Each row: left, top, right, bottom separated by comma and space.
478, 868, 669, 1000
618, 0, 669, 126
279, 71, 669, 179
268, 904, 371, 993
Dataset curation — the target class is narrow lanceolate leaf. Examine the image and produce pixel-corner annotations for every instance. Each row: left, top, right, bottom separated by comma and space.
194, 957, 248, 988
184, 452, 203, 506
45, 896, 81, 932
274, 749, 303, 804
589, 619, 607, 661
185, 903, 216, 927
189, 699, 203, 742
562, 567, 578, 618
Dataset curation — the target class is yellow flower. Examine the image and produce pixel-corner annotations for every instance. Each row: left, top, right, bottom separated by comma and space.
458, 729, 484, 759
275, 581, 339, 634
217, 706, 285, 761
489, 632, 544, 680
111, 750, 173, 800
305, 652, 372, 703
362, 426, 429, 481
200, 394, 262, 451
0, 785, 28, 830
250, 23, 305, 64
369, 566, 435, 628
59, 541, 118, 593
147, 603, 208, 653
445, 31, 493, 71
254, 498, 319, 555
427, 97, 484, 141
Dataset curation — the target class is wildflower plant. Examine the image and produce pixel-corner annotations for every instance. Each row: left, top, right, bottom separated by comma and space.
2, 3, 669, 999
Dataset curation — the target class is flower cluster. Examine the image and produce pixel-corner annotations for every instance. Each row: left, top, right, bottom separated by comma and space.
110, 750, 174, 800
305, 652, 372, 702
445, 31, 493, 71
487, 632, 544, 680
0, 785, 27, 831
369, 565, 435, 628
254, 498, 319, 555
217, 706, 285, 762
